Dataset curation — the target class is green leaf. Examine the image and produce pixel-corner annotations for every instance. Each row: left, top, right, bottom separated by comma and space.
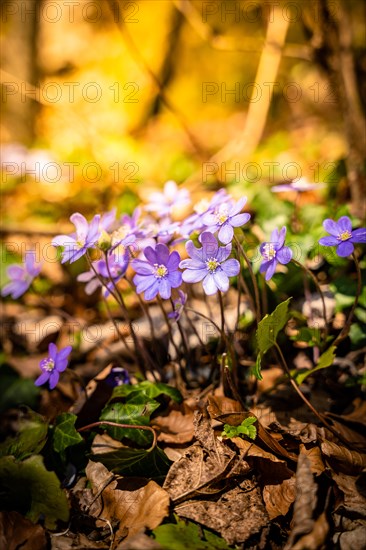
99, 401, 160, 446
90, 445, 171, 478
0, 455, 69, 528
52, 413, 83, 461
0, 365, 40, 414
295, 345, 337, 385
111, 381, 182, 404
256, 298, 292, 355
153, 518, 231, 549
252, 354, 263, 381
222, 417, 257, 440
0, 409, 48, 460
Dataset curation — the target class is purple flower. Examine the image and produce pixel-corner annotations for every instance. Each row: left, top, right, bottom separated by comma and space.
52, 212, 101, 263
1, 251, 42, 299
180, 189, 231, 237
259, 227, 293, 281
271, 177, 325, 193
319, 216, 366, 257
132, 243, 182, 300
168, 290, 187, 321
179, 232, 240, 295
202, 197, 251, 244
145, 181, 190, 217
77, 251, 129, 296
104, 366, 130, 387
35, 343, 72, 390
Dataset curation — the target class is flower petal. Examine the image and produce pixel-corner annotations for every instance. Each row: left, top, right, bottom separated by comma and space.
350, 228, 366, 243
131, 259, 154, 275
221, 258, 240, 276
168, 271, 182, 288
216, 244, 232, 262
213, 270, 229, 292
70, 213, 89, 240
48, 343, 58, 360
337, 216, 352, 233
167, 250, 181, 270
155, 243, 170, 265
49, 370, 60, 389
218, 223, 233, 244
52, 235, 76, 248
134, 274, 156, 293
159, 278, 172, 299
56, 359, 68, 372
182, 267, 207, 283
57, 346, 72, 361
7, 265, 24, 279
202, 273, 218, 295
228, 196, 247, 216
185, 240, 203, 261
34, 372, 50, 386
143, 246, 157, 264
265, 260, 277, 281
200, 232, 219, 257
337, 241, 354, 257
144, 281, 160, 300
319, 236, 339, 247
323, 218, 340, 237
276, 246, 292, 264
179, 259, 205, 270
230, 213, 250, 228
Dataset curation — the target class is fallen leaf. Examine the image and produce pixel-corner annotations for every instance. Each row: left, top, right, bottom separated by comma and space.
153, 517, 231, 549
153, 405, 195, 444
85, 461, 169, 547
175, 476, 269, 545
320, 440, 366, 473
299, 444, 325, 475
285, 453, 317, 549
262, 476, 297, 519
0, 511, 47, 550
291, 512, 329, 550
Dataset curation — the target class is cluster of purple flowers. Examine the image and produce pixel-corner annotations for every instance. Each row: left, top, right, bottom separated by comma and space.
2, 178, 365, 392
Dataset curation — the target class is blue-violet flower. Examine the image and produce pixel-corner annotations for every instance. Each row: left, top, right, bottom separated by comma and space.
259, 226, 292, 281
202, 196, 250, 244
1, 251, 42, 299
35, 343, 72, 389
318, 216, 366, 257
179, 231, 240, 295
132, 243, 182, 300
52, 212, 101, 263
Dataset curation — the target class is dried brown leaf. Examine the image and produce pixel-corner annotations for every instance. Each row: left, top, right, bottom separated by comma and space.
163, 441, 237, 502
85, 461, 169, 547
285, 454, 317, 549
0, 511, 47, 550
291, 512, 329, 550
153, 407, 195, 444
262, 477, 297, 519
207, 396, 298, 462
175, 477, 269, 545
299, 444, 325, 475
320, 440, 366, 473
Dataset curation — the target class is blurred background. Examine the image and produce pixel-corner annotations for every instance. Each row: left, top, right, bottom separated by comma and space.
1, 0, 365, 227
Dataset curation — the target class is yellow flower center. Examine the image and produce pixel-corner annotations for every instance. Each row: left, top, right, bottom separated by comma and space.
154, 264, 168, 278
338, 230, 351, 241
263, 243, 277, 261
42, 358, 55, 372
75, 239, 85, 250
206, 257, 220, 272
215, 206, 229, 225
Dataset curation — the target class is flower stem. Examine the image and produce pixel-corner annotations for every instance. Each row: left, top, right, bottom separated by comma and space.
333, 252, 362, 346
273, 342, 357, 448
234, 235, 261, 323
292, 259, 328, 344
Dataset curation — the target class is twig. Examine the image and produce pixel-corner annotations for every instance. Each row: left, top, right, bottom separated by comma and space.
77, 420, 157, 451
